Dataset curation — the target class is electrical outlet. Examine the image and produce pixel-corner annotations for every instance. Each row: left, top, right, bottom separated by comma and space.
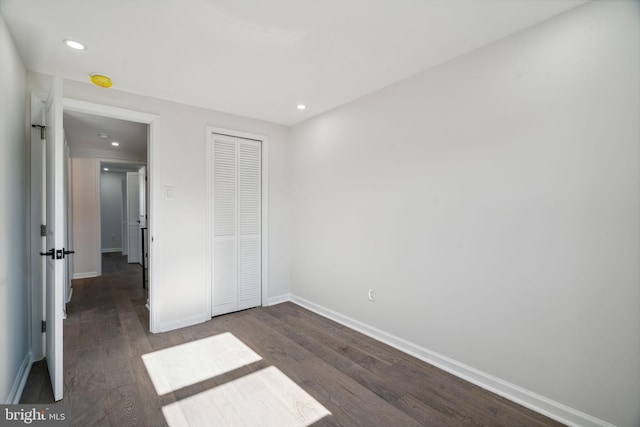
368, 288, 376, 302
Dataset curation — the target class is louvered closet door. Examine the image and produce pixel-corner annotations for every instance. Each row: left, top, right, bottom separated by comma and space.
212, 133, 261, 316
237, 139, 261, 310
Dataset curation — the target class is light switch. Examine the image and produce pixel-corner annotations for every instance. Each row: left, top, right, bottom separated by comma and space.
164, 186, 173, 199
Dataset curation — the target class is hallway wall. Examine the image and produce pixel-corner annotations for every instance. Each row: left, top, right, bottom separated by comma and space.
100, 172, 125, 252
70, 158, 99, 278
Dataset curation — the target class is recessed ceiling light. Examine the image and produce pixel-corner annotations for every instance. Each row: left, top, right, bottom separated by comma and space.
97, 133, 109, 139
297, 104, 307, 110
103, 168, 109, 171
111, 142, 120, 146
63, 39, 86, 50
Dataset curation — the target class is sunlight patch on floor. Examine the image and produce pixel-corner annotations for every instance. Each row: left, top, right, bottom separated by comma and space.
162, 366, 331, 427
142, 332, 262, 395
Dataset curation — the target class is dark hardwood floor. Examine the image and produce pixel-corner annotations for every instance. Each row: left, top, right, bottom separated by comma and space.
21, 253, 563, 426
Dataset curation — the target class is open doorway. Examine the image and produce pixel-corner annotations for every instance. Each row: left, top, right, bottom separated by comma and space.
61, 99, 160, 333
63, 111, 147, 278
96, 159, 149, 303
98, 161, 146, 264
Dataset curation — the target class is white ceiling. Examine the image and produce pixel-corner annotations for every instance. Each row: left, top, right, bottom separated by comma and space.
100, 161, 145, 173
2, 0, 587, 126
63, 110, 147, 158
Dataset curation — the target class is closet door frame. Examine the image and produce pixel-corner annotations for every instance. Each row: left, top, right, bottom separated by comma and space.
205, 126, 269, 318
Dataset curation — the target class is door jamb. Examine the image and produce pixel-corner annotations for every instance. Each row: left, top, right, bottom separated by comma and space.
29, 92, 47, 362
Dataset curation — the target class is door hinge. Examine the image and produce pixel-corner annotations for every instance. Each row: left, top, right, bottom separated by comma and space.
40, 224, 46, 236
41, 320, 46, 333
31, 124, 46, 140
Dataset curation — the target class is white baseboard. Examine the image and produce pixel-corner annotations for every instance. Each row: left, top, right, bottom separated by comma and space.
101, 248, 122, 253
157, 312, 209, 334
73, 272, 98, 279
290, 295, 614, 427
6, 352, 32, 404
265, 294, 291, 306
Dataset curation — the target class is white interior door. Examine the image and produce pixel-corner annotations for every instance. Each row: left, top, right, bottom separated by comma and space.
30, 94, 46, 361
63, 141, 73, 305
44, 74, 65, 401
121, 179, 128, 256
138, 166, 146, 228
138, 166, 146, 264
212, 133, 261, 316
126, 172, 140, 264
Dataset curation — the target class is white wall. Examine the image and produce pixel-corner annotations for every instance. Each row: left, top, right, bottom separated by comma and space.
100, 172, 125, 252
28, 72, 292, 331
70, 158, 99, 278
0, 14, 29, 403
290, 2, 639, 427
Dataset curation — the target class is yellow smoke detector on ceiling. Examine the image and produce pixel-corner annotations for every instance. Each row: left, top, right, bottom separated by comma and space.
90, 73, 112, 88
